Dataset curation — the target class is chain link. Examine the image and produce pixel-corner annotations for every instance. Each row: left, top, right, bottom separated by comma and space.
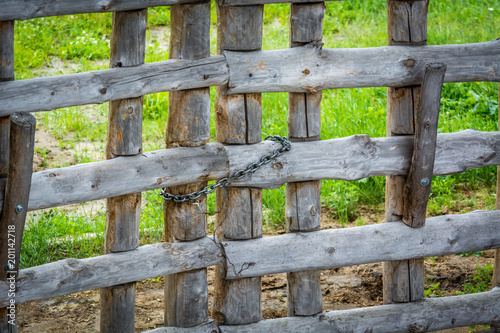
160, 135, 291, 203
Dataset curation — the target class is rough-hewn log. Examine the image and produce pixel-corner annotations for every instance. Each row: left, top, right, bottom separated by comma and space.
0, 130, 497, 212
145, 289, 500, 333
403, 63, 446, 228
0, 0, 206, 21
0, 237, 221, 307
286, 1, 324, 318
0, 55, 228, 115
223, 210, 500, 279
164, 2, 211, 328
1, 210, 499, 306
0, 20, 14, 332
213, 3, 263, 325
101, 9, 147, 333
224, 40, 500, 94
384, 0, 428, 305
493, 86, 500, 290
0, 113, 36, 331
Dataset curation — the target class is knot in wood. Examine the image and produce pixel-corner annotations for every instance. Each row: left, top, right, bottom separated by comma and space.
405, 59, 416, 67
326, 247, 335, 254
310, 206, 317, 216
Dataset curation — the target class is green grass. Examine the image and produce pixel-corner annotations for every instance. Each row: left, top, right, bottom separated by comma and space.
15, 1, 500, 266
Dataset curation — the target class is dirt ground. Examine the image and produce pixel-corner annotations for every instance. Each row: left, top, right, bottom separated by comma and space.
16, 217, 494, 333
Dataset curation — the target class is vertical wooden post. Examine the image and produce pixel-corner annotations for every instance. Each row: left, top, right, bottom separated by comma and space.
286, 2, 325, 317
0, 19, 15, 333
383, 0, 428, 304
100, 9, 146, 333
163, 1, 211, 328
212, 3, 263, 326
0, 113, 36, 333
494, 85, 500, 333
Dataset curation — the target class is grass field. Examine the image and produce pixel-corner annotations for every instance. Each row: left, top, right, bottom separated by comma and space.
14, 0, 499, 270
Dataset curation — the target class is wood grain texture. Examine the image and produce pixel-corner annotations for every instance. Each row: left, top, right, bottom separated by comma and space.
0, 55, 228, 115
223, 210, 500, 279
494, 84, 500, 290
165, 269, 209, 327
145, 288, 500, 333
384, 0, 427, 305
0, 0, 206, 21
286, 4, 323, 317
224, 40, 500, 94
0, 130, 497, 212
102, 9, 147, 332
0, 21, 14, 82
219, 0, 344, 5
285, 181, 321, 233
387, 0, 428, 45
403, 63, 446, 228
217, 5, 263, 52
0, 113, 36, 331
213, 3, 264, 326
0, 237, 220, 307
100, 283, 136, 333
164, 2, 211, 327
215, 188, 263, 240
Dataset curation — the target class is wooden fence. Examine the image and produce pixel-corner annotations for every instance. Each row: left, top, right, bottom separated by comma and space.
0, 0, 499, 332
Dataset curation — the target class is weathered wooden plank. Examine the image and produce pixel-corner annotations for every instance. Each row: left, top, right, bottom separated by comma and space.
0, 21, 14, 82
0, 237, 221, 307
1, 210, 499, 306
403, 63, 446, 228
213, 3, 264, 326
217, 5, 263, 52
285, 181, 320, 233
224, 40, 500, 94
0, 0, 206, 21
0, 55, 228, 115
0, 130, 496, 212
145, 288, 500, 333
223, 210, 500, 279
384, 0, 428, 305
493, 85, 500, 290
101, 9, 147, 332
219, 0, 345, 5
0, 113, 36, 331
286, 4, 324, 317
164, 2, 211, 328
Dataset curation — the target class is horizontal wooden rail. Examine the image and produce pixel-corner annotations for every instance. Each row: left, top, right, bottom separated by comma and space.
145, 288, 500, 332
0, 56, 228, 115
224, 210, 500, 279
0, 41, 499, 114
0, 237, 220, 307
0, 0, 204, 21
0, 210, 498, 306
225, 39, 500, 94
0, 130, 497, 212
218, 0, 425, 6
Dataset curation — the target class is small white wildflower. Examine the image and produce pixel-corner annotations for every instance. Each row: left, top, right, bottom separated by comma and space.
488, 8, 494, 11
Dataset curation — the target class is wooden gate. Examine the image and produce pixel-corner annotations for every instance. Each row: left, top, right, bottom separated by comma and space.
1, 0, 500, 332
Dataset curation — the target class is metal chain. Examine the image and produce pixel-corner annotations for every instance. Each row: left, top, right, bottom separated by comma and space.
160, 135, 292, 203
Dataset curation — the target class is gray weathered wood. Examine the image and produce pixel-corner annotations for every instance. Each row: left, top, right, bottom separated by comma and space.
219, 0, 344, 5
0, 113, 36, 331
145, 288, 500, 333
387, 0, 428, 45
164, 2, 211, 328
384, 0, 428, 305
101, 9, 147, 332
285, 181, 321, 232
494, 84, 500, 290
215, 188, 263, 240
403, 63, 446, 228
217, 5, 263, 52
223, 210, 500, 279
213, 4, 263, 325
0, 55, 228, 115
0, 237, 221, 307
0, 21, 14, 82
224, 40, 500, 94
1, 210, 499, 306
286, 4, 324, 317
0, 0, 207, 21
0, 130, 497, 212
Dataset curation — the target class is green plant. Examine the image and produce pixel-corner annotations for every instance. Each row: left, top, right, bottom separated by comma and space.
462, 263, 493, 294
425, 282, 443, 298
